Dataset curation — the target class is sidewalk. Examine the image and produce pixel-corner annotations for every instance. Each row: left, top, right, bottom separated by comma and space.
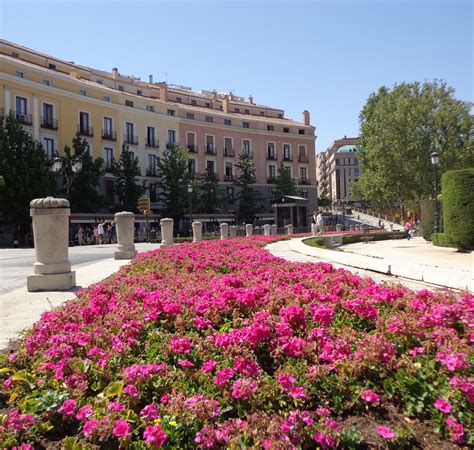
285, 236, 473, 292
350, 210, 403, 231
0, 243, 161, 350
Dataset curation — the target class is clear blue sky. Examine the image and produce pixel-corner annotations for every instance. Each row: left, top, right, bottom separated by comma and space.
1, 0, 472, 151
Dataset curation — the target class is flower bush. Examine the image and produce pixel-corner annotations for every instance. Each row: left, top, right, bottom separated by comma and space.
0, 236, 472, 448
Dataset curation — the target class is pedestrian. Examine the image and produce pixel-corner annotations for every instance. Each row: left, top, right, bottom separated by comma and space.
97, 218, 107, 245
109, 222, 116, 244
404, 219, 412, 240
78, 225, 85, 246
380, 219, 385, 230
311, 210, 317, 236
316, 210, 325, 236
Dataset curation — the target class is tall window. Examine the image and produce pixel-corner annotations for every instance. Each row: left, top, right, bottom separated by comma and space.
206, 160, 215, 174
300, 167, 307, 182
268, 165, 276, 180
267, 143, 275, 159
225, 162, 233, 178
42, 138, 54, 160
42, 103, 53, 121
147, 154, 158, 176
167, 129, 176, 146
188, 159, 196, 175
147, 126, 156, 146
242, 139, 251, 154
206, 135, 215, 153
224, 119, 231, 126
242, 122, 249, 128
149, 183, 157, 202
103, 117, 112, 134
125, 122, 134, 142
187, 132, 196, 151
283, 144, 291, 160
79, 112, 90, 134
105, 147, 114, 169
16, 97, 27, 114
224, 137, 233, 155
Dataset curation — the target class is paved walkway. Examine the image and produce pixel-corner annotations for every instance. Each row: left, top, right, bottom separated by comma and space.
350, 210, 403, 231
270, 236, 472, 292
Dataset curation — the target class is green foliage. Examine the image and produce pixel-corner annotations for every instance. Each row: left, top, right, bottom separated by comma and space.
318, 196, 331, 208
304, 231, 405, 248
60, 133, 105, 212
442, 168, 474, 250
156, 144, 190, 224
340, 427, 364, 449
0, 113, 54, 228
273, 162, 297, 199
431, 232, 454, 248
234, 149, 260, 223
420, 199, 436, 240
358, 80, 473, 212
198, 169, 221, 213
111, 143, 146, 213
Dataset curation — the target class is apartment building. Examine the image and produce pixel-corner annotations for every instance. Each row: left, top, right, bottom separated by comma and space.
0, 39, 317, 213
316, 136, 360, 206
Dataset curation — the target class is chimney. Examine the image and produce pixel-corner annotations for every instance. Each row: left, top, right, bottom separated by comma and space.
112, 67, 119, 79
149, 74, 153, 84
248, 95, 254, 104
223, 95, 230, 113
302, 110, 310, 126
159, 82, 168, 102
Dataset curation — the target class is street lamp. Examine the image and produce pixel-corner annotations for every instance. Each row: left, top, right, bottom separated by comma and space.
52, 156, 83, 197
188, 182, 193, 237
431, 148, 440, 234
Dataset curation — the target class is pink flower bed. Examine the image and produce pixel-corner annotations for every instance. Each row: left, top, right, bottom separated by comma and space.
0, 237, 472, 448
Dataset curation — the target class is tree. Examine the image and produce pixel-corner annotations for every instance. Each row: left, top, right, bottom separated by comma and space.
0, 113, 54, 239
156, 144, 189, 224
59, 133, 105, 212
198, 169, 221, 214
111, 143, 145, 212
273, 162, 297, 199
358, 80, 473, 215
234, 149, 259, 223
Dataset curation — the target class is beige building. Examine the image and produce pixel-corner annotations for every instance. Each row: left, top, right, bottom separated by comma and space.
316, 136, 360, 207
0, 39, 317, 213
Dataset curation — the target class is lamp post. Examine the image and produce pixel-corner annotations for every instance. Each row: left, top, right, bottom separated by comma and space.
431, 149, 440, 234
187, 182, 193, 237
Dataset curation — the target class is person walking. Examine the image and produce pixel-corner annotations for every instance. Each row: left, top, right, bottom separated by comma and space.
316, 211, 325, 236
404, 219, 412, 240
97, 218, 107, 245
78, 225, 85, 246
311, 210, 317, 236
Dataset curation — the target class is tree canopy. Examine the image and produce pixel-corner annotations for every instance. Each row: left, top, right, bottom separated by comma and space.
198, 169, 221, 214
234, 149, 259, 223
358, 80, 473, 214
273, 162, 297, 199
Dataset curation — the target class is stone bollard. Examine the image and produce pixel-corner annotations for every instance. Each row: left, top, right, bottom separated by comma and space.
286, 224, 294, 235
114, 212, 137, 259
27, 197, 76, 291
263, 224, 271, 235
254, 226, 260, 235
160, 218, 174, 247
220, 223, 229, 240
229, 226, 237, 238
192, 221, 202, 242
245, 224, 253, 237
336, 224, 342, 232
270, 224, 277, 235
350, 225, 354, 231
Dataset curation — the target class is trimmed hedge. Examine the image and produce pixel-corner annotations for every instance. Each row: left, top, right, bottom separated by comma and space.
432, 232, 455, 248
442, 168, 474, 250
304, 231, 405, 248
420, 198, 435, 241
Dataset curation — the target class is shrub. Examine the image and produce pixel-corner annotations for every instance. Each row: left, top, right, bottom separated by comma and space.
304, 231, 405, 248
420, 199, 435, 241
432, 233, 454, 248
442, 169, 474, 250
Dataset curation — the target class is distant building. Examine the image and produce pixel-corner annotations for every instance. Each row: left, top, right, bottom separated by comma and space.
316, 136, 360, 207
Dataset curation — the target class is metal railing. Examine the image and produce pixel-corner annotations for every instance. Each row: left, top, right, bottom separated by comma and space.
15, 111, 33, 125
40, 116, 58, 130
146, 138, 160, 148
124, 134, 138, 145
102, 129, 117, 140
78, 124, 94, 136
224, 147, 235, 157
187, 144, 198, 153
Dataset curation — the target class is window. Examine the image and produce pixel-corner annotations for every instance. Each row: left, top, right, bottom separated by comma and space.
283, 144, 291, 161
225, 162, 233, 177
186, 113, 194, 120
16, 71, 24, 78
283, 127, 290, 133
267, 125, 274, 131
206, 135, 215, 153
104, 147, 114, 169
118, 85, 124, 91
42, 103, 54, 127
205, 102, 210, 108
125, 100, 134, 107
224, 137, 233, 155
267, 143, 275, 159
191, 99, 197, 106
48, 63, 56, 70
260, 111, 265, 116
278, 113, 283, 119
186, 133, 196, 150
224, 119, 231, 126
146, 105, 155, 112
245, 109, 250, 114
12, 52, 19, 58
242, 139, 251, 154
242, 122, 249, 128
284, 166, 292, 177
268, 165, 276, 179
96, 79, 103, 84
103, 96, 111, 102
146, 126, 156, 146
125, 122, 135, 143
298, 145, 307, 162
147, 154, 158, 176
42, 79, 50, 86
79, 112, 90, 133
105, 180, 115, 203
205, 116, 213, 123
137, 90, 142, 95
300, 190, 308, 199
167, 109, 175, 116
300, 167, 307, 181
103, 117, 113, 135
226, 187, 234, 198
42, 138, 54, 160
206, 160, 215, 174
298, 129, 305, 135
79, 89, 87, 96
149, 183, 157, 202
188, 159, 196, 175
235, 108, 240, 113
167, 129, 176, 146
175, 97, 182, 103
354, 168, 360, 177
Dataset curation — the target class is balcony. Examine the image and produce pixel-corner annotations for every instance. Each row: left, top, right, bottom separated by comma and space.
206, 144, 217, 155
166, 142, 177, 149
102, 129, 117, 141
283, 155, 293, 162
146, 169, 159, 177
15, 111, 33, 125
78, 124, 94, 137
298, 178, 310, 185
224, 147, 235, 157
224, 174, 234, 182
298, 154, 309, 163
187, 144, 198, 153
266, 153, 277, 161
40, 116, 58, 130
146, 138, 160, 148
124, 134, 138, 145
267, 177, 276, 184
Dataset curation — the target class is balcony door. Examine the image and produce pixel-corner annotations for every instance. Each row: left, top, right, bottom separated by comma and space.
79, 112, 90, 133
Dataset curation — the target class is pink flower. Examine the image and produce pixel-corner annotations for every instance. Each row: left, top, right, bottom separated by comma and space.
58, 399, 77, 417
289, 386, 306, 399
123, 384, 139, 397
360, 389, 380, 404
76, 405, 93, 420
143, 424, 168, 446
202, 359, 217, 373
279, 304, 306, 329
140, 404, 159, 420
377, 426, 395, 439
408, 346, 425, 356
83, 419, 99, 437
178, 359, 195, 367
112, 419, 131, 438
434, 398, 452, 414
108, 401, 125, 413
214, 368, 235, 386
169, 336, 192, 354
445, 417, 465, 444
313, 431, 335, 449
277, 373, 296, 391
231, 378, 258, 400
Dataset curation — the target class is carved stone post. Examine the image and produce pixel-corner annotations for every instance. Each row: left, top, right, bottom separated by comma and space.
114, 212, 137, 259
27, 197, 76, 291
270, 224, 277, 235
160, 218, 174, 247
192, 221, 202, 242
286, 224, 294, 235
263, 224, 271, 235
220, 223, 229, 240
245, 224, 253, 237
229, 226, 237, 238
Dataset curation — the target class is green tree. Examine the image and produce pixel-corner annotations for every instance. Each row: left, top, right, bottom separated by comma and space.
156, 144, 189, 224
234, 149, 259, 223
0, 113, 54, 238
198, 169, 221, 214
59, 133, 105, 212
358, 80, 473, 215
111, 143, 145, 212
273, 162, 297, 199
